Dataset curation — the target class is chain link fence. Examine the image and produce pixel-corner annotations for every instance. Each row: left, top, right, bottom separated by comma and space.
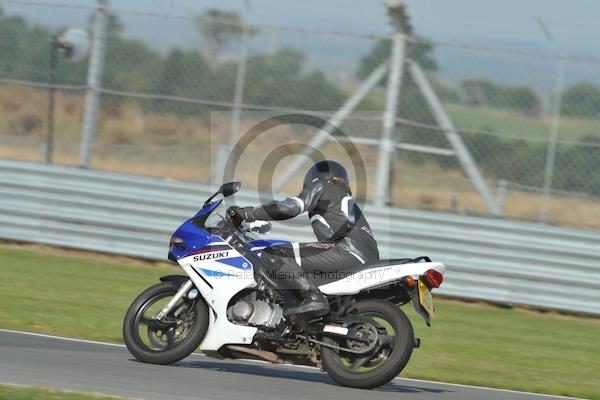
1, 0, 599, 230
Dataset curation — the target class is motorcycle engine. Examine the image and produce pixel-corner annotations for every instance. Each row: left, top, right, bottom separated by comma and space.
228, 300, 283, 329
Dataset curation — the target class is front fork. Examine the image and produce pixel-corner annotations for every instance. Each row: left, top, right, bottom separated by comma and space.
155, 279, 193, 321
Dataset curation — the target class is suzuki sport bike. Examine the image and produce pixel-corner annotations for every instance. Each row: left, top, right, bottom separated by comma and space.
123, 182, 446, 389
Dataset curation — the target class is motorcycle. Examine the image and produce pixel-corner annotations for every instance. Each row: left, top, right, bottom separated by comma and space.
123, 182, 446, 389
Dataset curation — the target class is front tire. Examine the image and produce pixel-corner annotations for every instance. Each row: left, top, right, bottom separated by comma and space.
321, 299, 414, 389
123, 281, 209, 365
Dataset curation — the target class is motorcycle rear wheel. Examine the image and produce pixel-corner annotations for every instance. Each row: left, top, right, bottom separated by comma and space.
123, 281, 209, 365
321, 299, 414, 389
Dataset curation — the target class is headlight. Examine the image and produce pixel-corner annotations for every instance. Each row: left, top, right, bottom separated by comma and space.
169, 236, 185, 248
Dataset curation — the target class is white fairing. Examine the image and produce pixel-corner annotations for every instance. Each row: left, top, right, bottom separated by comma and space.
180, 239, 445, 351
318, 261, 445, 295
178, 242, 258, 351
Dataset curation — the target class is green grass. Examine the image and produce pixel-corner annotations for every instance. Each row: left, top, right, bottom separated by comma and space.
403, 301, 600, 399
0, 245, 175, 342
0, 384, 123, 400
447, 103, 600, 141
0, 244, 599, 399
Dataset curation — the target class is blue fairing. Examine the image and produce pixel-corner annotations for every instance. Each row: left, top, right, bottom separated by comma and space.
167, 199, 290, 262
168, 200, 224, 261
247, 239, 290, 254
193, 200, 222, 217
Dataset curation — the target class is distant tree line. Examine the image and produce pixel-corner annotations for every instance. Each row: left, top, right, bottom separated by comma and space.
357, 38, 600, 196
560, 83, 600, 118
460, 80, 600, 119
460, 80, 541, 116
1, 7, 599, 195
0, 9, 346, 116
1, 8, 598, 119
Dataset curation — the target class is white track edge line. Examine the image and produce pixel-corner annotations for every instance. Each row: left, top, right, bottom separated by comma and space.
0, 329, 126, 348
0, 329, 583, 399
395, 377, 583, 400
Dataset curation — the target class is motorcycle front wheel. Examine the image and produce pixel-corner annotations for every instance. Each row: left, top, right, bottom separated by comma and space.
123, 280, 209, 365
321, 299, 414, 389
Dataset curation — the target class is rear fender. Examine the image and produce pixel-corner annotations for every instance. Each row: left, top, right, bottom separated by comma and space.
318, 261, 444, 327
318, 261, 445, 296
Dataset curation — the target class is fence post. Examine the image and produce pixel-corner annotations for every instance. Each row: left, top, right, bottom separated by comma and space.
217, 19, 250, 183
229, 22, 249, 147
373, 0, 408, 207
496, 179, 508, 214
539, 59, 566, 223
79, 0, 108, 169
44, 39, 59, 164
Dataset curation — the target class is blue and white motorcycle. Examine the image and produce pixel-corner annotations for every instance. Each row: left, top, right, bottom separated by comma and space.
123, 182, 446, 389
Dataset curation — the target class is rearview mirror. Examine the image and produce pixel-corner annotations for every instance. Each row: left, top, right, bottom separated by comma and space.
220, 182, 241, 197
204, 182, 242, 207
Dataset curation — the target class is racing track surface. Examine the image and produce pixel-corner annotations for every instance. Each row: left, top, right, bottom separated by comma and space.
0, 330, 581, 400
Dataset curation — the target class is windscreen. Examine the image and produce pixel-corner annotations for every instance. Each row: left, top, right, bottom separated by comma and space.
203, 201, 227, 229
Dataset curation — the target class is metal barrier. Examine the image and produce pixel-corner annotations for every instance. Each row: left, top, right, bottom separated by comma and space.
1, 159, 599, 315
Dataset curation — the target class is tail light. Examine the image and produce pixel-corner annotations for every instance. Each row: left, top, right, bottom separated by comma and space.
423, 269, 443, 288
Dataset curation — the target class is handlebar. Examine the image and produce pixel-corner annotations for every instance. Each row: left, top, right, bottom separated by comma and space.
226, 206, 244, 227
225, 206, 271, 235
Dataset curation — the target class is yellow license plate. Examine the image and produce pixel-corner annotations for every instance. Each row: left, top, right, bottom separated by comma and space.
418, 279, 434, 319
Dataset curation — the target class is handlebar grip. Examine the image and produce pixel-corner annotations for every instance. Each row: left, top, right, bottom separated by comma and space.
226, 206, 243, 226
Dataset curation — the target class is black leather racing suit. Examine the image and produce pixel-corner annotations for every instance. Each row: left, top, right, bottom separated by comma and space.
245, 179, 379, 284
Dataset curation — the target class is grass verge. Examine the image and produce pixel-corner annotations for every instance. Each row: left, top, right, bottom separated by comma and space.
0, 384, 125, 400
0, 244, 175, 342
0, 244, 598, 399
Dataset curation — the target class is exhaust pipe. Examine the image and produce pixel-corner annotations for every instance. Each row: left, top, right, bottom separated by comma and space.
226, 345, 283, 364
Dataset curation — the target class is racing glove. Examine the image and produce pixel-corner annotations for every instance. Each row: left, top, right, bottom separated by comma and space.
228, 206, 256, 223
239, 206, 256, 222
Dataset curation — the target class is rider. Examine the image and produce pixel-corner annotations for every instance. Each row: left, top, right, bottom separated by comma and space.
235, 160, 379, 318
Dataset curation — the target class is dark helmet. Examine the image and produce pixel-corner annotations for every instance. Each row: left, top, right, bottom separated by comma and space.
303, 160, 349, 188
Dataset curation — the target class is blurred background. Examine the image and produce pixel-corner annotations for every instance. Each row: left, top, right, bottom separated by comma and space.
1, 0, 599, 230
1, 2, 600, 398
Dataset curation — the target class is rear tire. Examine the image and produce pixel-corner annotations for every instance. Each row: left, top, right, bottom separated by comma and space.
321, 299, 414, 389
123, 281, 209, 365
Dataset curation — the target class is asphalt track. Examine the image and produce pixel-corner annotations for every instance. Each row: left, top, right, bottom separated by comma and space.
0, 330, 581, 400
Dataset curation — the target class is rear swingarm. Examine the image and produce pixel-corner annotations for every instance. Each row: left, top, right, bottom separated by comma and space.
298, 334, 379, 355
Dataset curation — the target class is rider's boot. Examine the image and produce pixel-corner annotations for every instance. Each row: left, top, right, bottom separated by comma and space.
275, 260, 330, 318
286, 289, 330, 317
